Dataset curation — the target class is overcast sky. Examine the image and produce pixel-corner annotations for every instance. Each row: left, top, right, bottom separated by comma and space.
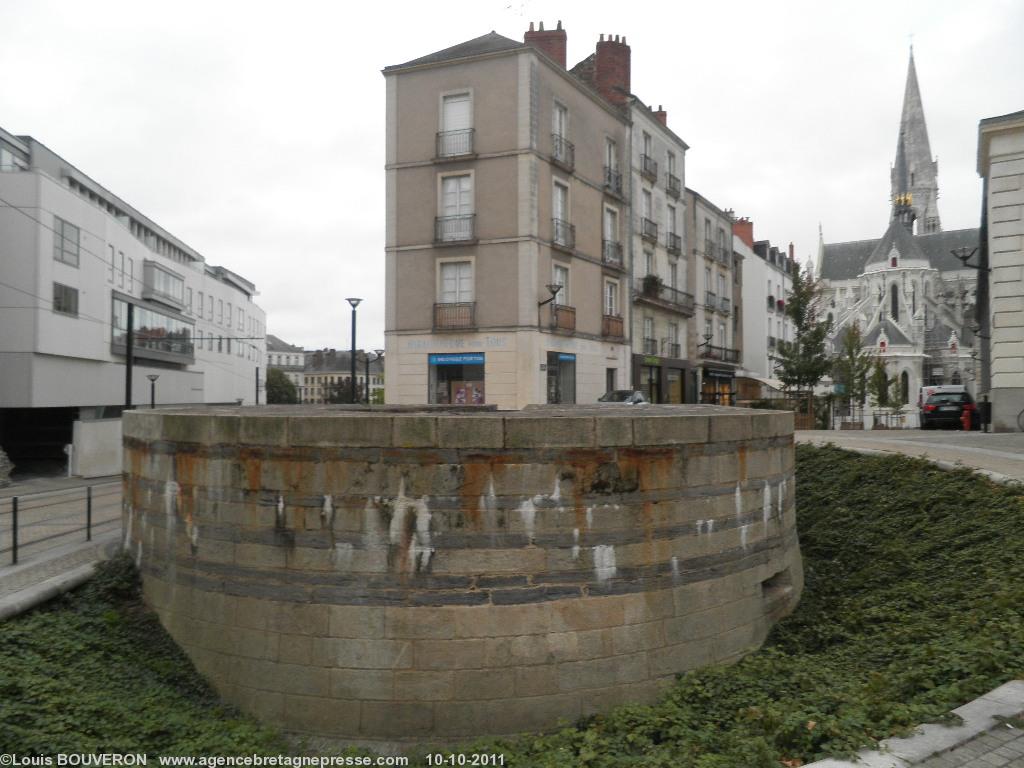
2, 0, 1020, 352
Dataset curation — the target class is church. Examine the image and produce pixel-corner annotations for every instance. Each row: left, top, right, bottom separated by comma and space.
814, 50, 980, 412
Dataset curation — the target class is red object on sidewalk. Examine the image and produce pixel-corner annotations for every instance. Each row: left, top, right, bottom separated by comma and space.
961, 407, 972, 431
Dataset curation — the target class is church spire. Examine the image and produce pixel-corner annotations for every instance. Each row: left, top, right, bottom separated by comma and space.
891, 47, 941, 233
891, 131, 916, 231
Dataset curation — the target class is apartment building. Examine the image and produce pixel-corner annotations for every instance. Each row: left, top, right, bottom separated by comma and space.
383, 24, 632, 408
266, 334, 306, 394
0, 126, 265, 467
625, 101, 694, 403
301, 349, 385, 404
686, 188, 741, 403
734, 218, 797, 382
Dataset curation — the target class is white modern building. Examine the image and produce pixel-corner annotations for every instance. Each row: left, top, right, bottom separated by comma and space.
0, 126, 266, 471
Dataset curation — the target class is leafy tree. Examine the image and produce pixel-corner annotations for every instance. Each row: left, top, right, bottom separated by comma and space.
831, 323, 873, 408
265, 368, 297, 404
326, 376, 357, 404
867, 358, 902, 412
772, 264, 832, 394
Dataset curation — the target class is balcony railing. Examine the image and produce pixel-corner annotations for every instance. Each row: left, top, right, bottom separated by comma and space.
705, 291, 717, 307
634, 278, 695, 315
434, 302, 476, 330
768, 336, 777, 349
641, 217, 658, 243
704, 239, 715, 258
719, 244, 732, 264
665, 342, 681, 358
552, 218, 575, 251
551, 304, 576, 332
602, 240, 624, 267
642, 337, 658, 355
436, 128, 475, 158
666, 232, 682, 256
767, 294, 775, 310
700, 345, 741, 364
551, 133, 575, 171
666, 173, 681, 198
435, 214, 475, 243
641, 154, 658, 181
603, 166, 623, 197
719, 296, 731, 313
602, 314, 624, 338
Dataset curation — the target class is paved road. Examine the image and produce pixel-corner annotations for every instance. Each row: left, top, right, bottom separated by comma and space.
796, 430, 1024, 483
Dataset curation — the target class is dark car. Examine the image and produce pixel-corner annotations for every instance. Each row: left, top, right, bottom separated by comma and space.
598, 389, 650, 405
921, 392, 979, 430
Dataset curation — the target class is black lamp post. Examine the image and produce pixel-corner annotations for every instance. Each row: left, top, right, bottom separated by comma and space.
346, 298, 362, 404
146, 374, 159, 409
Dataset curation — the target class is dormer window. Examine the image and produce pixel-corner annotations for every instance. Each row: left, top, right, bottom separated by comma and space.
891, 256, 898, 267
880, 340, 887, 352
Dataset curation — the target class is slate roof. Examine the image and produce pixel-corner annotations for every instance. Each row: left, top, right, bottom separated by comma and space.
385, 32, 523, 71
865, 218, 927, 266
266, 334, 303, 353
864, 319, 912, 346
821, 227, 979, 280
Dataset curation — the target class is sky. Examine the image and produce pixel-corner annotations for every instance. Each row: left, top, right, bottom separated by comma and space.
1, 0, 1021, 352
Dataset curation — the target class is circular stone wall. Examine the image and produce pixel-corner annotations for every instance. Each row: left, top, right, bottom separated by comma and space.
122, 404, 802, 744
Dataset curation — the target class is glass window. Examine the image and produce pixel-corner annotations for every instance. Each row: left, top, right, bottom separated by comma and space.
440, 261, 473, 303
53, 217, 80, 267
666, 205, 675, 235
52, 283, 78, 316
669, 261, 678, 290
552, 264, 569, 304
546, 351, 576, 404
217, 299, 224, 324
605, 138, 617, 171
107, 245, 115, 283
552, 102, 568, 139
645, 251, 653, 275
604, 280, 618, 316
111, 298, 193, 356
442, 93, 472, 132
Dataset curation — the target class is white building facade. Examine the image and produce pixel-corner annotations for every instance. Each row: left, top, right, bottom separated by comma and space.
737, 226, 796, 382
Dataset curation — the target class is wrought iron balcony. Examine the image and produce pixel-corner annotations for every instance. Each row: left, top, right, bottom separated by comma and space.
705, 291, 717, 307
699, 345, 741, 364
634, 277, 695, 316
640, 217, 658, 243
550, 303, 576, 332
641, 154, 658, 181
719, 244, 733, 264
642, 337, 658, 355
551, 133, 575, 171
602, 239, 624, 268
602, 314, 624, 338
767, 335, 777, 349
719, 296, 731, 314
704, 239, 715, 258
666, 173, 681, 198
665, 342, 681, 358
603, 166, 623, 197
436, 128, 475, 159
552, 217, 575, 251
666, 232, 682, 256
435, 214, 476, 243
434, 302, 476, 331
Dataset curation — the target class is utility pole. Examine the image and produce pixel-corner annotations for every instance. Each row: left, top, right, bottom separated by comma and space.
124, 303, 134, 409
255, 366, 260, 405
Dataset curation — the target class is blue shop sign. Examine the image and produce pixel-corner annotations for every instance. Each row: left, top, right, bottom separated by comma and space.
428, 353, 485, 366
558, 353, 576, 362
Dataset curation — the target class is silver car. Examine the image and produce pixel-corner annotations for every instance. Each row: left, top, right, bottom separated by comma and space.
597, 389, 650, 405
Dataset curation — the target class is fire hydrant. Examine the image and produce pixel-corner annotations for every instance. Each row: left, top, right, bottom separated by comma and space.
961, 407, 972, 431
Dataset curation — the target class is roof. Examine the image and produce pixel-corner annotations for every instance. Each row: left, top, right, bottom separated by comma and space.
385, 31, 522, 71
865, 218, 927, 266
864, 319, 912, 346
266, 334, 303, 353
820, 227, 979, 280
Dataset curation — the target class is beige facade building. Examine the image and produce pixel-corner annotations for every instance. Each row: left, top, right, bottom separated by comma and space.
383, 26, 633, 408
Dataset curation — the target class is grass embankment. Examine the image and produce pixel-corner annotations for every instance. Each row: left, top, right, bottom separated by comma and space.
1, 445, 1022, 765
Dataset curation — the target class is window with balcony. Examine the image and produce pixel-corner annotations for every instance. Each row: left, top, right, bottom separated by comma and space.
669, 261, 678, 291
438, 92, 473, 157
604, 138, 622, 196
437, 174, 474, 242
604, 279, 618, 317
602, 208, 622, 266
53, 216, 80, 267
667, 152, 681, 198
552, 181, 573, 250
641, 133, 657, 180
551, 102, 574, 170
643, 316, 657, 355
142, 261, 185, 308
641, 190, 657, 242
552, 264, 569, 306
435, 261, 475, 330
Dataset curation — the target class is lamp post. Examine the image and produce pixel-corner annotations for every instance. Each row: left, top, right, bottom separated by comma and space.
346, 298, 362, 404
146, 374, 159, 409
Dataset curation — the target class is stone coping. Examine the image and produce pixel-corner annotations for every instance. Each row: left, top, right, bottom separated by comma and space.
123, 405, 793, 450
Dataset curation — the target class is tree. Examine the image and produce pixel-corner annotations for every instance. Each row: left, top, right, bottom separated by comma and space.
265, 368, 298, 404
831, 323, 873, 408
867, 358, 902, 413
772, 264, 832, 394
326, 376, 357, 404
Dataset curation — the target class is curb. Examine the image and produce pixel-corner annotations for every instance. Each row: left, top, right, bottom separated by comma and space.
804, 680, 1024, 766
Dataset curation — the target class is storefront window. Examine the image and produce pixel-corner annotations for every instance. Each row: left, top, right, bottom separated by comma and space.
641, 364, 660, 403
546, 352, 576, 404
429, 353, 485, 404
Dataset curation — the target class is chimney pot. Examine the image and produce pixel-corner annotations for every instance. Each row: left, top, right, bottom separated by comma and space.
539, 21, 544, 30
599, 33, 604, 41
556, 20, 562, 29
592, 32, 631, 107
529, 21, 534, 31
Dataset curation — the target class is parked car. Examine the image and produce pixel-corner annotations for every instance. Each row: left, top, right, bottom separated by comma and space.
920, 391, 979, 430
597, 390, 650, 405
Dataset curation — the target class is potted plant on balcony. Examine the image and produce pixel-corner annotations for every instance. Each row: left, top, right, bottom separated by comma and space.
642, 273, 663, 296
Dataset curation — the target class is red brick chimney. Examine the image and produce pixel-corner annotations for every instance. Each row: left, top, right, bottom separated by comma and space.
653, 104, 667, 125
733, 218, 754, 249
594, 34, 631, 107
788, 242, 795, 261
524, 20, 567, 68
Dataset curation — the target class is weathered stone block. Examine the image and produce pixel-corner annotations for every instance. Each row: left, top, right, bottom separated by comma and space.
289, 415, 393, 447
313, 637, 413, 669
329, 668, 395, 700
454, 668, 515, 700
505, 416, 595, 448
281, 694, 360, 736
394, 671, 454, 701
633, 415, 708, 445
392, 416, 437, 448
596, 416, 633, 447
328, 605, 386, 638
709, 414, 752, 443
239, 416, 289, 446
437, 416, 504, 448
414, 639, 488, 670
359, 701, 434, 738
385, 606, 456, 639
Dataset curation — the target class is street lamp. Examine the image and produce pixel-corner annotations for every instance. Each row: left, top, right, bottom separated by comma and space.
146, 374, 159, 409
346, 298, 362, 404
366, 348, 384, 405
536, 283, 562, 327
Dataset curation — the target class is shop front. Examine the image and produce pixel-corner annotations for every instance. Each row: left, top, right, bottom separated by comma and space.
632, 354, 693, 403
429, 352, 485, 404
546, 352, 576, 404
700, 366, 736, 405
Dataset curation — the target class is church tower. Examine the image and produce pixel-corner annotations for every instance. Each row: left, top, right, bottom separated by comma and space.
890, 48, 941, 233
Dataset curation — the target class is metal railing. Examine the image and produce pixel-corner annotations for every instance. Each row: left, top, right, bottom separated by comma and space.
641, 154, 658, 180
435, 214, 475, 243
551, 133, 575, 170
642, 337, 658, 355
603, 166, 623, 196
602, 314, 624, 338
551, 304, 576, 331
665, 342, 681, 358
666, 232, 682, 255
602, 240, 624, 267
666, 173, 681, 198
436, 128, 474, 158
705, 290, 717, 307
718, 244, 732, 264
552, 218, 575, 250
0, 482, 121, 565
719, 296, 731, 313
433, 302, 476, 330
640, 217, 658, 242
704, 239, 715, 259
634, 278, 695, 315
700, 345, 741, 364
767, 295, 775, 310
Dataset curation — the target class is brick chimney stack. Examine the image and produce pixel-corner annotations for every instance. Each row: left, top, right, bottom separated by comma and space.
524, 20, 567, 68
653, 104, 667, 125
594, 34, 631, 107
789, 242, 795, 261
733, 217, 754, 249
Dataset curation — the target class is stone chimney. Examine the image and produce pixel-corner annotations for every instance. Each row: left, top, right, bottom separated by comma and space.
733, 217, 754, 249
594, 34, 631, 107
653, 104, 667, 125
524, 20, 567, 68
